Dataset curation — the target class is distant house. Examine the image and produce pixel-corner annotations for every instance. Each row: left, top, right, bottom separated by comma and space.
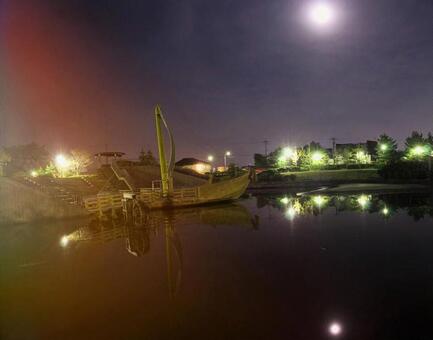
175, 158, 211, 174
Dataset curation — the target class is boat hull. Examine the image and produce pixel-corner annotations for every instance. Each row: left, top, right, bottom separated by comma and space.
140, 172, 250, 209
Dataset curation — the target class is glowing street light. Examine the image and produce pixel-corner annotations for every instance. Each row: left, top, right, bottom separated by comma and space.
207, 155, 214, 162
382, 207, 389, 216
282, 147, 294, 158
30, 170, 38, 178
224, 151, 231, 169
412, 145, 426, 156
280, 146, 299, 166
60, 235, 69, 248
311, 151, 324, 163
55, 154, 70, 169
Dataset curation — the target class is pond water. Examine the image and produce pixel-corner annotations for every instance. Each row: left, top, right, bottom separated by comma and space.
1, 192, 432, 339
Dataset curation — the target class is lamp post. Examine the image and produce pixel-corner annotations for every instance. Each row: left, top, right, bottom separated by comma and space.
207, 155, 214, 173
224, 151, 231, 170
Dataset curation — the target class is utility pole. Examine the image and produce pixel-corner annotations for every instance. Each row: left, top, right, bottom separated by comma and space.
330, 137, 337, 161
263, 140, 269, 156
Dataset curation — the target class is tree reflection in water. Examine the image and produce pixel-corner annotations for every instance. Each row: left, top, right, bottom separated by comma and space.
255, 192, 433, 221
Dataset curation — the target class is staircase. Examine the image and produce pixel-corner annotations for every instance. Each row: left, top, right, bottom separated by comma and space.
17, 176, 83, 207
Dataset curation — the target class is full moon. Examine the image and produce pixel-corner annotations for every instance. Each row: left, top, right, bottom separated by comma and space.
329, 322, 342, 336
309, 3, 335, 26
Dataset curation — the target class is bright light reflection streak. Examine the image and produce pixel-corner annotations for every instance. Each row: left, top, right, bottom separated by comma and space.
357, 194, 370, 209
60, 235, 69, 248
286, 206, 296, 220
313, 195, 325, 207
329, 322, 342, 336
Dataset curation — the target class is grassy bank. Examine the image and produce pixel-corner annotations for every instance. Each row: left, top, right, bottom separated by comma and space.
250, 168, 382, 190
283, 168, 380, 182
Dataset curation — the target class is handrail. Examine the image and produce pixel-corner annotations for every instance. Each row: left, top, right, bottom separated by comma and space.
111, 161, 136, 192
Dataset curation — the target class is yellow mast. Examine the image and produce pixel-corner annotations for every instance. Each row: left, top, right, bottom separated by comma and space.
155, 105, 174, 196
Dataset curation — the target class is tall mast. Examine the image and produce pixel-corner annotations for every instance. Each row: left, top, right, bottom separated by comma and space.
155, 105, 174, 196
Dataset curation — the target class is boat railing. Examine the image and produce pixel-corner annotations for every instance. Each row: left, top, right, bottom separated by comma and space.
139, 188, 163, 203
139, 186, 199, 204
152, 180, 162, 191
84, 192, 123, 216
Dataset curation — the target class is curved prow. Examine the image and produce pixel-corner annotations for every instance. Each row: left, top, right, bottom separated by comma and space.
155, 105, 175, 196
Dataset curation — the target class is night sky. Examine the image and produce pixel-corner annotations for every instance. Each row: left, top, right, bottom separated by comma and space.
1, 0, 432, 164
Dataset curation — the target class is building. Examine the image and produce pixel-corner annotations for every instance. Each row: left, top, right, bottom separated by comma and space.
175, 158, 212, 174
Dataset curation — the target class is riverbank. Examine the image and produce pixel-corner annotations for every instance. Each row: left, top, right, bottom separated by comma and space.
248, 168, 432, 192
0, 178, 88, 225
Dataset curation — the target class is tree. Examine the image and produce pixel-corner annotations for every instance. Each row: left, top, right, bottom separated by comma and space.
405, 131, 424, 149
70, 149, 93, 176
426, 132, 433, 148
0, 148, 11, 176
262, 147, 282, 168
3, 143, 50, 174
0, 148, 11, 164
405, 131, 430, 159
376, 134, 398, 165
299, 142, 329, 170
139, 149, 158, 166
254, 153, 269, 167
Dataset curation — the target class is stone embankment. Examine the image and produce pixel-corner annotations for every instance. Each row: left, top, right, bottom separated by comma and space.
0, 178, 88, 225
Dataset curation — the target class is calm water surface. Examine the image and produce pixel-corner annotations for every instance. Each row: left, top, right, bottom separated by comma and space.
1, 192, 433, 339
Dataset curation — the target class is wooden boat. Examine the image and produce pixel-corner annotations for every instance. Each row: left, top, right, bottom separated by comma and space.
84, 105, 250, 215
143, 105, 250, 209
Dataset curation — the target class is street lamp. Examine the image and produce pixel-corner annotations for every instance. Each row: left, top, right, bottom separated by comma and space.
224, 151, 231, 169
207, 155, 214, 173
412, 145, 426, 156
380, 143, 388, 151
55, 154, 70, 169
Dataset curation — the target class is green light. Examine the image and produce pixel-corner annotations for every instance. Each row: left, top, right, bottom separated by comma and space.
313, 195, 326, 207
357, 194, 370, 209
412, 145, 426, 156
356, 150, 365, 159
380, 144, 388, 151
280, 197, 289, 205
311, 151, 324, 163
282, 147, 294, 158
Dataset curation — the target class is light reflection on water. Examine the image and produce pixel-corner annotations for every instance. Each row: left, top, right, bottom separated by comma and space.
0, 193, 432, 339
266, 192, 433, 221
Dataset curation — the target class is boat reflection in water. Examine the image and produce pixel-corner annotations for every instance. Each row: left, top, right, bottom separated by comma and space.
61, 203, 259, 298
256, 192, 433, 221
